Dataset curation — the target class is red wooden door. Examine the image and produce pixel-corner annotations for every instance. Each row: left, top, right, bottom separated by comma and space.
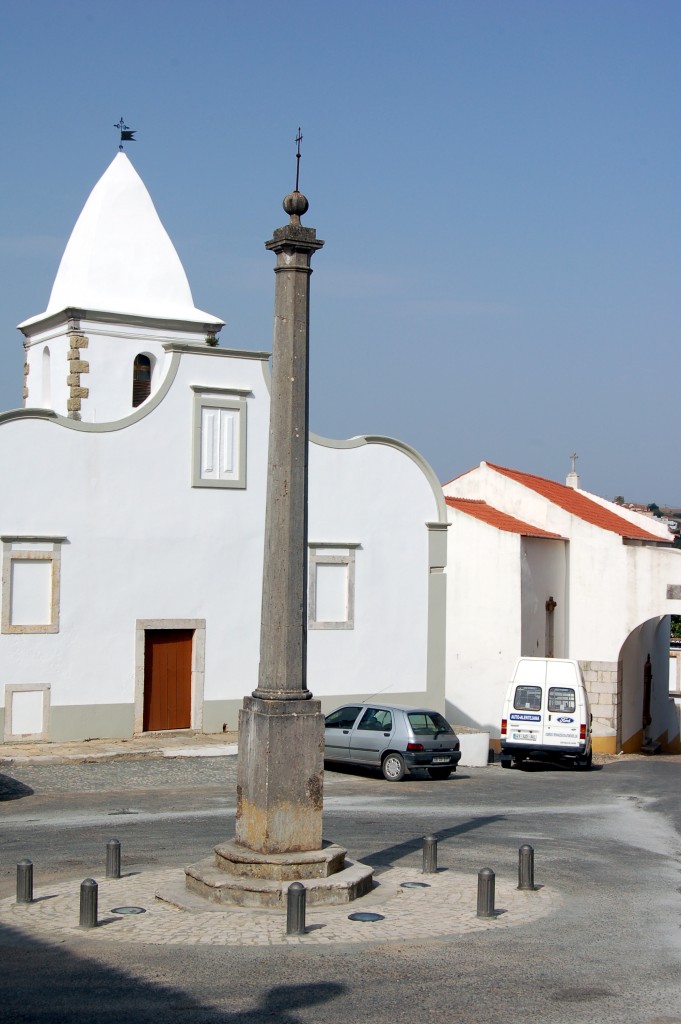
143, 629, 193, 731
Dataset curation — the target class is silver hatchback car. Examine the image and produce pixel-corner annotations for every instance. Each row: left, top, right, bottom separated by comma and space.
324, 702, 461, 781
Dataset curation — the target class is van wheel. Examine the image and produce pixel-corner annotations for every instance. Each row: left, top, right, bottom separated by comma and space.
427, 767, 452, 780
382, 752, 406, 781
500, 756, 512, 769
576, 751, 593, 771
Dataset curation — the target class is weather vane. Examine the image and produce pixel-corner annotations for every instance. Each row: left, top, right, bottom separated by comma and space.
114, 118, 136, 151
295, 127, 302, 192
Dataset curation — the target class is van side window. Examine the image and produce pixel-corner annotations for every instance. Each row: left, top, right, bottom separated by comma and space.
548, 687, 576, 713
513, 685, 542, 711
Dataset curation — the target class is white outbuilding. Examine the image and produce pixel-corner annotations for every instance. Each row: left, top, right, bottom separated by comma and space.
1, 153, 446, 743
443, 461, 681, 753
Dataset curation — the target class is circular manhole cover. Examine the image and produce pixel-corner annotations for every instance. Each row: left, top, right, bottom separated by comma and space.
348, 911, 385, 923
111, 906, 146, 915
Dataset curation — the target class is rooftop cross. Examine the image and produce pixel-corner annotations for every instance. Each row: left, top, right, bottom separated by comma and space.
570, 452, 579, 473
114, 118, 137, 151
295, 127, 303, 192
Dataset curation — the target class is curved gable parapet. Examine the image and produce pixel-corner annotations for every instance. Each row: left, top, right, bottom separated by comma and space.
259, 361, 448, 522
311, 431, 448, 525
1, 344, 271, 434
0, 352, 181, 433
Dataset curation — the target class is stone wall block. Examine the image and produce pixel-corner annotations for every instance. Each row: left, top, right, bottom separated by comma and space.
66, 373, 80, 386
69, 360, 89, 373
592, 679, 618, 695
67, 397, 81, 412
67, 334, 88, 347
70, 386, 89, 400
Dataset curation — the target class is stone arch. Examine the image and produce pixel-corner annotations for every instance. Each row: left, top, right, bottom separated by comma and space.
616, 616, 680, 753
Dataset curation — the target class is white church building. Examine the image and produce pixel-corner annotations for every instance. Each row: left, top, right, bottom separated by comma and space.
0, 152, 447, 743
3, 150, 679, 759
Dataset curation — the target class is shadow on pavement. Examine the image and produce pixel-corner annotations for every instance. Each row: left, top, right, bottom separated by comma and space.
0, 920, 346, 1022
0, 773, 34, 800
365, 814, 506, 870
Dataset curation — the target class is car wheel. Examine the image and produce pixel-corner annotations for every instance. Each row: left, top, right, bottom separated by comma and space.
427, 767, 452, 780
382, 752, 406, 781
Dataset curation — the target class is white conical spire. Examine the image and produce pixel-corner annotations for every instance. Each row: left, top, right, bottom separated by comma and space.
21, 153, 221, 327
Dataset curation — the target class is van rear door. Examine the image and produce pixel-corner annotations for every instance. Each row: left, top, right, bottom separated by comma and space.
543, 661, 581, 751
508, 657, 546, 749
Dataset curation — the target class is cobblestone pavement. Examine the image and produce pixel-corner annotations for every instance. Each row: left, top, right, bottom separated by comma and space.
1, 866, 560, 947
1, 754, 240, 794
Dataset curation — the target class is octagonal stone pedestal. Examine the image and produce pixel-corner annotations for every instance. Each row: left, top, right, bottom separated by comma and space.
183, 839, 374, 909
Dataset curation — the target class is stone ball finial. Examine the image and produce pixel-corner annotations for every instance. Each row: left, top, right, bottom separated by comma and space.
283, 191, 309, 219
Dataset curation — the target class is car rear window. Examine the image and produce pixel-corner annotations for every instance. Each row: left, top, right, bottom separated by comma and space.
548, 687, 576, 713
407, 712, 453, 735
325, 706, 363, 729
513, 685, 542, 711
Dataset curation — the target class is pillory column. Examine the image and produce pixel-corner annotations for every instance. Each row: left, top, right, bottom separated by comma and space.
235, 188, 325, 854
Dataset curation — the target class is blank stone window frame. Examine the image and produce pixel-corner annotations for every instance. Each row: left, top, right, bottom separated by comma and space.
191, 386, 249, 489
1, 536, 65, 635
4, 682, 51, 741
308, 543, 359, 631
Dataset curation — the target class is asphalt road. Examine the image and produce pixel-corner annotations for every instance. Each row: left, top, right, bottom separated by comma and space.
1, 755, 680, 1024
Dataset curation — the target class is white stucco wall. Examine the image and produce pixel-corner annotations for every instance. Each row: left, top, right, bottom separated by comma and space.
308, 439, 441, 700
0, 349, 270, 720
0, 349, 443, 740
444, 512, 522, 733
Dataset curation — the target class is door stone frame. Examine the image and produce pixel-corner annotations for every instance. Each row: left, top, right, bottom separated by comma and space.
134, 619, 206, 734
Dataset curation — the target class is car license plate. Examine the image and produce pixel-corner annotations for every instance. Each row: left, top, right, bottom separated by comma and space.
432, 757, 449, 764
514, 732, 535, 741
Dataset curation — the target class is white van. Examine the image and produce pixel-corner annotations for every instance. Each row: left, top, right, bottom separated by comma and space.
499, 657, 592, 770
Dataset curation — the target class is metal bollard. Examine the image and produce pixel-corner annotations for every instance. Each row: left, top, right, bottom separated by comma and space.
106, 838, 121, 879
476, 867, 496, 918
79, 878, 98, 929
16, 859, 33, 904
286, 882, 307, 935
518, 844, 535, 891
422, 835, 438, 874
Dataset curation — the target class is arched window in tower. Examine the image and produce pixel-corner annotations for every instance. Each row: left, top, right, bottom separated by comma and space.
41, 346, 51, 408
132, 354, 152, 407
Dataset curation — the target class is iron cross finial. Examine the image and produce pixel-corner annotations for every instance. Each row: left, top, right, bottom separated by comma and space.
114, 117, 136, 151
295, 127, 303, 192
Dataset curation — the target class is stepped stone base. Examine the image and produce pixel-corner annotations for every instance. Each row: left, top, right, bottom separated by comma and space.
181, 839, 374, 909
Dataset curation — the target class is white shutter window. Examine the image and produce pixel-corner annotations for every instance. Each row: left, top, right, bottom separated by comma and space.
193, 392, 247, 489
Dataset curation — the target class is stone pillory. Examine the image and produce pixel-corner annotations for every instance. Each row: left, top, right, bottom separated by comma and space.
182, 175, 373, 907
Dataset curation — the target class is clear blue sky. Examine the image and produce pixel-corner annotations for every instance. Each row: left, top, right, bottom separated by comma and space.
1, 0, 679, 503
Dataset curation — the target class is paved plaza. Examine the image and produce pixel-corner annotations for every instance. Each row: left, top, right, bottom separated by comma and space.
2, 862, 559, 947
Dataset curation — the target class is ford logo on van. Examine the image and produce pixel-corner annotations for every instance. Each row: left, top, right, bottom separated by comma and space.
557, 716, 574, 724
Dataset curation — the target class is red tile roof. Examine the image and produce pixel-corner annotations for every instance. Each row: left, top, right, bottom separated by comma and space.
484, 463, 669, 542
445, 497, 563, 539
